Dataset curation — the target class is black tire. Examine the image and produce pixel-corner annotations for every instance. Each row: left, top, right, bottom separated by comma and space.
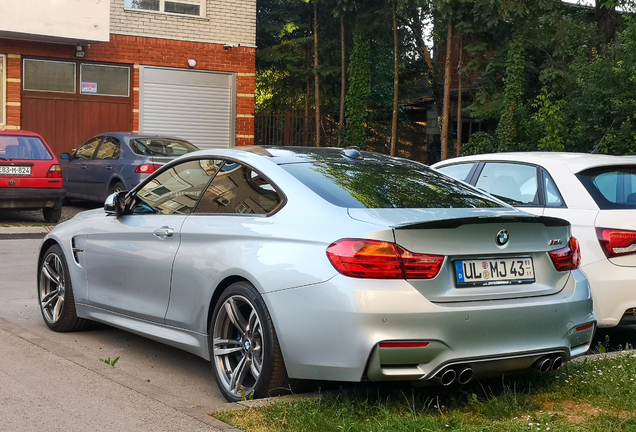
210, 281, 294, 401
38, 244, 89, 332
43, 206, 62, 223
109, 181, 126, 195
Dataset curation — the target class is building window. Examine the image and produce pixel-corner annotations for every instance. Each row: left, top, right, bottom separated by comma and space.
0, 55, 5, 125
124, 0, 204, 17
80, 64, 130, 97
23, 59, 76, 94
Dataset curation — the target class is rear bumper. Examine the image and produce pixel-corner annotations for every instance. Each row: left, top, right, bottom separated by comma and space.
265, 269, 595, 383
582, 259, 636, 327
0, 188, 65, 209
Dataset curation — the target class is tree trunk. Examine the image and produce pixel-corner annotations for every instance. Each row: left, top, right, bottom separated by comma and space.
305, 80, 310, 146
313, 1, 321, 147
441, 17, 453, 161
400, 15, 443, 107
454, 35, 463, 158
338, 16, 346, 147
390, 0, 399, 157
595, 0, 620, 47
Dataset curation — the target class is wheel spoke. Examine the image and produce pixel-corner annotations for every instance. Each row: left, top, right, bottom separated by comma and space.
41, 290, 60, 309
247, 309, 259, 337
224, 298, 249, 335
213, 338, 244, 356
250, 359, 260, 380
52, 296, 64, 321
229, 355, 251, 395
41, 261, 61, 285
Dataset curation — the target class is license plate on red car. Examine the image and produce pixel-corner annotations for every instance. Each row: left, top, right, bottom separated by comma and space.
0, 165, 31, 176
454, 257, 535, 287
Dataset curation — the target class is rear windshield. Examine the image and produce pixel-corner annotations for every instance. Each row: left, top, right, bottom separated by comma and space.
577, 166, 636, 209
0, 135, 53, 161
281, 160, 502, 209
129, 138, 199, 157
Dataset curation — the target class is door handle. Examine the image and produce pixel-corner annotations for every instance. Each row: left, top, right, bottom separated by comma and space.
106, 165, 113, 170
80, 164, 87, 169
153, 226, 174, 238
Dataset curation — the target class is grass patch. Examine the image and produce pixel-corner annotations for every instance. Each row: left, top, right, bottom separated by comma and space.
216, 353, 636, 432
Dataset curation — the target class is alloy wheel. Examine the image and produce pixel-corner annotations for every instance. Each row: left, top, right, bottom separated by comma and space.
212, 295, 264, 398
39, 252, 66, 324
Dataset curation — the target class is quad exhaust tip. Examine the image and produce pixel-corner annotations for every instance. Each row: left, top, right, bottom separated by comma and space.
436, 365, 474, 386
533, 355, 565, 374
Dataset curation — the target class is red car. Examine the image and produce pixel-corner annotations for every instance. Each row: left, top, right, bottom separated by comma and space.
0, 131, 64, 223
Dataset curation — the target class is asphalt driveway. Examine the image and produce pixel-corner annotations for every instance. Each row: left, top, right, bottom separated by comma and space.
0, 236, 237, 432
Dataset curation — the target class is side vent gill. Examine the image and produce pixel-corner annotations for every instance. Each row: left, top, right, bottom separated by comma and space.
71, 237, 84, 266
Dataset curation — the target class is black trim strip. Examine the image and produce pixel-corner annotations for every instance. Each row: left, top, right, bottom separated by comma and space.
395, 215, 570, 230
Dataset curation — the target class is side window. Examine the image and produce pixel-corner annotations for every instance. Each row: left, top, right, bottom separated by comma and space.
435, 163, 475, 182
131, 159, 221, 215
194, 161, 282, 215
74, 137, 101, 160
544, 171, 565, 207
475, 162, 539, 206
95, 137, 121, 160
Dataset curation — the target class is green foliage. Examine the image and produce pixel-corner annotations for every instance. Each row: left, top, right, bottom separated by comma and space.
462, 131, 498, 155
495, 30, 526, 152
344, 30, 371, 148
99, 356, 120, 367
563, 16, 636, 155
218, 354, 636, 432
532, 88, 567, 151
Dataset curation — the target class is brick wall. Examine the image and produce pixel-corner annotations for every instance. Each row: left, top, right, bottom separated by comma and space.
0, 35, 256, 145
110, 0, 256, 47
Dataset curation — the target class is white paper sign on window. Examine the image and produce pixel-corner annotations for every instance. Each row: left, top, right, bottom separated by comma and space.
81, 82, 98, 94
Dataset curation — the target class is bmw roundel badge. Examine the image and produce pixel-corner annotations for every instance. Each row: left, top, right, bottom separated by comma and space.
495, 229, 509, 247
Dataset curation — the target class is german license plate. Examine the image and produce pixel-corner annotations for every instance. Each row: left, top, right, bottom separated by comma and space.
454, 257, 535, 287
0, 165, 31, 176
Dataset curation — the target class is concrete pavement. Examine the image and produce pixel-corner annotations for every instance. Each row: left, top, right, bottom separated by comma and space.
0, 238, 239, 432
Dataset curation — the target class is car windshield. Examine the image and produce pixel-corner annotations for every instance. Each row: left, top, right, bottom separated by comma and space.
281, 159, 502, 209
577, 165, 636, 209
0, 135, 53, 161
129, 138, 198, 157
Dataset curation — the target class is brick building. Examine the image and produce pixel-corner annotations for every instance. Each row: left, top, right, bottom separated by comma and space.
0, 0, 256, 156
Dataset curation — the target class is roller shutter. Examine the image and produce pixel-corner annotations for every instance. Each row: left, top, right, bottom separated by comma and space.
139, 66, 235, 149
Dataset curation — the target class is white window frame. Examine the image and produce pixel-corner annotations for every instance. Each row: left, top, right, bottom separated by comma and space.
0, 55, 5, 126
124, 0, 206, 18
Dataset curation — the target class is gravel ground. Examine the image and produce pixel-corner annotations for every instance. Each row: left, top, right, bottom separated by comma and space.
0, 201, 101, 226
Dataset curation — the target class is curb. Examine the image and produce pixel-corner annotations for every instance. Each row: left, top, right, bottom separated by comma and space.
0, 225, 52, 239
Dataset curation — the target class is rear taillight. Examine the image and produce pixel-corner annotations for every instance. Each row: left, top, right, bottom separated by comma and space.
326, 239, 444, 279
135, 163, 161, 173
549, 237, 581, 271
46, 164, 62, 178
596, 228, 636, 258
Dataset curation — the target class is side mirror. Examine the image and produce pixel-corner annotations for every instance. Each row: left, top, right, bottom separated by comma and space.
104, 191, 127, 216
60, 152, 71, 161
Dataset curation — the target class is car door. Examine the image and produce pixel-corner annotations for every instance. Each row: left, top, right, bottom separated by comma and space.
166, 159, 284, 332
63, 136, 101, 197
85, 135, 122, 201
84, 158, 218, 324
472, 162, 545, 216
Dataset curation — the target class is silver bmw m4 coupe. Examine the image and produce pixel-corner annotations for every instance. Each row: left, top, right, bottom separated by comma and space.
37, 146, 595, 401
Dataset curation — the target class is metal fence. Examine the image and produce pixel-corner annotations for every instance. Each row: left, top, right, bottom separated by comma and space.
255, 112, 316, 147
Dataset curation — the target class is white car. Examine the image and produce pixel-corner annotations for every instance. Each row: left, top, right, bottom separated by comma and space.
433, 152, 636, 328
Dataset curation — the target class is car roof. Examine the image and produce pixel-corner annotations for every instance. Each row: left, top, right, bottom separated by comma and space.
96, 132, 189, 141
186, 146, 425, 166
434, 152, 636, 174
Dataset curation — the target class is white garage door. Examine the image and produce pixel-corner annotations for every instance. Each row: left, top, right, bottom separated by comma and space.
139, 66, 235, 149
